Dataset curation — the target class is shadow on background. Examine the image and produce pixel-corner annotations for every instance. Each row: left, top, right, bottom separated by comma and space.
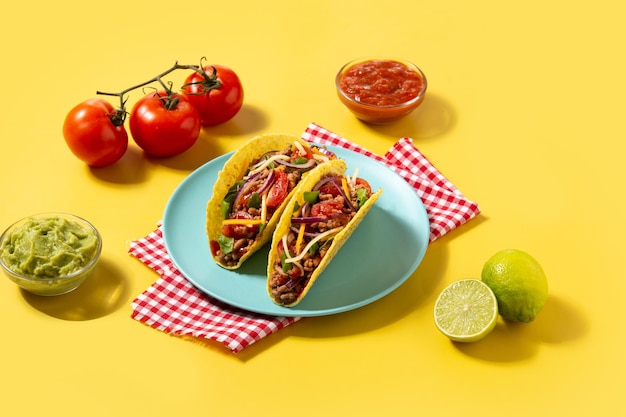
87, 103, 270, 179
21, 257, 129, 321
230, 241, 450, 362
361, 92, 457, 143
88, 146, 150, 185
202, 104, 270, 137
144, 131, 229, 172
453, 293, 588, 362
150, 104, 270, 172
232, 213, 488, 360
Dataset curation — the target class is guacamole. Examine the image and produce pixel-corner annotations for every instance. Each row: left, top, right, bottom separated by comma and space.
0, 216, 98, 278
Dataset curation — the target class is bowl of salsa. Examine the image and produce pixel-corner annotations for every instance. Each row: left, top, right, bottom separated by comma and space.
0, 213, 102, 296
336, 57, 427, 124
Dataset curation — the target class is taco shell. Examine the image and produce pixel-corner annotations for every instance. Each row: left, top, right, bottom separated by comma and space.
267, 158, 383, 307
206, 133, 332, 270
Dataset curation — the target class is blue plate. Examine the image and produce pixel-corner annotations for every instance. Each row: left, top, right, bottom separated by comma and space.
162, 146, 429, 317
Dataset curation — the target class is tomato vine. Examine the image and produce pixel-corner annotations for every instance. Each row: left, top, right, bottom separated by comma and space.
95, 58, 218, 126
63, 57, 243, 165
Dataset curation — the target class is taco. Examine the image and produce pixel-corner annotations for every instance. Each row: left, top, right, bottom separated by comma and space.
207, 133, 337, 269
267, 158, 382, 307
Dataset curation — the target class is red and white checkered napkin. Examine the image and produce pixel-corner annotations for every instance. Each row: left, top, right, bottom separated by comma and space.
129, 226, 298, 353
303, 123, 480, 242
129, 123, 480, 353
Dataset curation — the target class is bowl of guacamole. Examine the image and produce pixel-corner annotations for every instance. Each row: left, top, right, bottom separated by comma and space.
0, 213, 102, 296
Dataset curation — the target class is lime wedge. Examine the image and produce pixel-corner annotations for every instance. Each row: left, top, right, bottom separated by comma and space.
433, 279, 498, 342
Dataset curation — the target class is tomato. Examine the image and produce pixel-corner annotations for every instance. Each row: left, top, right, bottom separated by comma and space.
62, 98, 129, 167
292, 143, 313, 160
209, 240, 221, 257
355, 178, 372, 194
319, 180, 342, 197
129, 90, 201, 157
182, 65, 244, 126
221, 211, 259, 239
311, 200, 344, 217
266, 170, 289, 208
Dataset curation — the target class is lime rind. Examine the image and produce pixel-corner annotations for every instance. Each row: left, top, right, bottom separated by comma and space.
481, 249, 548, 323
434, 279, 499, 342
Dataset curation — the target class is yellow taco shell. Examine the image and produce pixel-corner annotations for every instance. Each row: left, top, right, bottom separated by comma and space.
206, 133, 332, 270
267, 158, 382, 306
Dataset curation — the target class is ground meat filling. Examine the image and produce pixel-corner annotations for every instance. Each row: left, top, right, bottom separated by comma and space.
216, 167, 272, 267
270, 179, 368, 305
214, 145, 327, 268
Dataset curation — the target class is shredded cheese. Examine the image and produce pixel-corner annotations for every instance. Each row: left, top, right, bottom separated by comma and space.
312, 153, 329, 163
280, 229, 305, 276
293, 140, 307, 155
295, 223, 306, 252
281, 234, 290, 255
248, 154, 290, 175
341, 177, 351, 200
350, 168, 359, 189
283, 226, 343, 264
261, 194, 268, 223
294, 202, 310, 251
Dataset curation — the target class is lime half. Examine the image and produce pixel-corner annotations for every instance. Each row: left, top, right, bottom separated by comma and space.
434, 279, 499, 342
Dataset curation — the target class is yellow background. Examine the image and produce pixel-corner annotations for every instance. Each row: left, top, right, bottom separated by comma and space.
1, 1, 624, 415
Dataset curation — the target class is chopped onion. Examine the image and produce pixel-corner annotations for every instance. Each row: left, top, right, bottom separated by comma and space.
300, 201, 310, 217
329, 177, 357, 211
230, 172, 261, 213
285, 273, 304, 289
291, 216, 326, 224
256, 169, 275, 195
332, 179, 350, 202
290, 226, 317, 238
312, 176, 335, 191
310, 175, 357, 211
340, 178, 357, 211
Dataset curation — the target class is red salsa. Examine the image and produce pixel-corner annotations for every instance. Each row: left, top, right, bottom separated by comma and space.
339, 59, 424, 106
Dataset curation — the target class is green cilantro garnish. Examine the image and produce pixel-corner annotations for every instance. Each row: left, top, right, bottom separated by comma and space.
248, 192, 261, 209
303, 190, 320, 204
308, 241, 319, 255
217, 234, 234, 254
221, 180, 244, 218
356, 188, 369, 208
281, 250, 292, 272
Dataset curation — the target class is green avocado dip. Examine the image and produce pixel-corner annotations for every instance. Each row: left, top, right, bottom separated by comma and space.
0, 216, 98, 279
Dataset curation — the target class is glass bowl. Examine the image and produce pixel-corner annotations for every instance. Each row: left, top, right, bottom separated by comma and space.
0, 213, 102, 296
335, 56, 427, 124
